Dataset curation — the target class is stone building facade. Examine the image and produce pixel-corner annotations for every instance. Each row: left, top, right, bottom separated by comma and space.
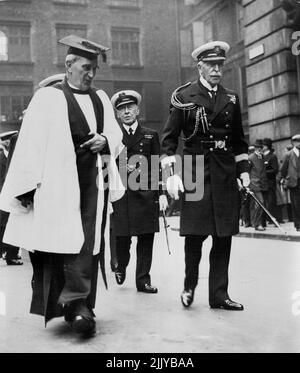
244, 0, 300, 160
179, 0, 300, 159
0, 0, 182, 134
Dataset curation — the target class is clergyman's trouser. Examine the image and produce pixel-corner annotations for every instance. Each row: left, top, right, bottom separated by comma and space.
184, 235, 232, 305
29, 248, 99, 322
58, 243, 99, 312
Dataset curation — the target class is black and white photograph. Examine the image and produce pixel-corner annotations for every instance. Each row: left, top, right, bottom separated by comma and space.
0, 0, 300, 360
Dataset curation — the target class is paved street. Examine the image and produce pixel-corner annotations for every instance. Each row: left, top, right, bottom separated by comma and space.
0, 217, 300, 353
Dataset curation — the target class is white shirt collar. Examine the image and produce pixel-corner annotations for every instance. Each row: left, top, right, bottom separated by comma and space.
3, 149, 8, 158
200, 75, 218, 92
123, 121, 138, 135
293, 147, 300, 157
264, 150, 270, 156
67, 81, 80, 90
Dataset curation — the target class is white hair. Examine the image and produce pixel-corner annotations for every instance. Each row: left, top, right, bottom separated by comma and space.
65, 54, 81, 68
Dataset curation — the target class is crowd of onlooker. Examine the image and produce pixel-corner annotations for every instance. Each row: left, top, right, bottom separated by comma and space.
240, 134, 300, 232
165, 134, 300, 233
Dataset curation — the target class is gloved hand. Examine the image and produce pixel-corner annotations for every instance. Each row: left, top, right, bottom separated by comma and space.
237, 178, 243, 191
166, 174, 184, 200
240, 172, 250, 188
159, 194, 169, 211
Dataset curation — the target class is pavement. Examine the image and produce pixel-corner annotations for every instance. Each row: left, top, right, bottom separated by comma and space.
170, 216, 300, 241
0, 217, 300, 353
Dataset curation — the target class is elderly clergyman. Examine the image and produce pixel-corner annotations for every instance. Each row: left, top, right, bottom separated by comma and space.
161, 41, 250, 310
0, 35, 124, 335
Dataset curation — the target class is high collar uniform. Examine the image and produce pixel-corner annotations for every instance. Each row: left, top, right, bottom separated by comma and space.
112, 123, 161, 236
162, 79, 249, 237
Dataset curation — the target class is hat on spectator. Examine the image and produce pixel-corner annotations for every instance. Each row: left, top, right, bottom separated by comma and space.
253, 139, 263, 148
111, 90, 141, 110
292, 134, 300, 142
58, 34, 110, 62
262, 138, 273, 149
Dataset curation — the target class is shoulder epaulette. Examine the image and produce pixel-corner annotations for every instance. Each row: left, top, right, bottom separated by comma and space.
170, 82, 196, 111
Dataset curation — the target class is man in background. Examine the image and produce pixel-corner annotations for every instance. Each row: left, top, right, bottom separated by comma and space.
248, 139, 268, 231
262, 138, 279, 226
280, 134, 300, 231
111, 90, 168, 293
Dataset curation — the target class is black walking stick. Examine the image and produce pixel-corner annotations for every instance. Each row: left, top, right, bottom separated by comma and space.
162, 209, 171, 255
241, 187, 287, 235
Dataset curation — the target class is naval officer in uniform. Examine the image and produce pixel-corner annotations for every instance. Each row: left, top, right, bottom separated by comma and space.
111, 90, 168, 293
161, 41, 250, 310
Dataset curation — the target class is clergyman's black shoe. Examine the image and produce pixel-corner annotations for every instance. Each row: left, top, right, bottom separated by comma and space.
64, 301, 96, 336
115, 270, 126, 285
181, 289, 194, 308
71, 315, 96, 335
210, 299, 244, 311
137, 284, 158, 293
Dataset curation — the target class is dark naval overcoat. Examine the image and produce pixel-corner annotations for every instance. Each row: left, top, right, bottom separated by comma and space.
161, 79, 249, 237
112, 124, 160, 236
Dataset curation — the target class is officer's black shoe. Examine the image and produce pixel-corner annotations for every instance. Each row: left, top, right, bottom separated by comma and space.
181, 289, 194, 308
115, 270, 126, 285
210, 299, 244, 311
137, 284, 158, 293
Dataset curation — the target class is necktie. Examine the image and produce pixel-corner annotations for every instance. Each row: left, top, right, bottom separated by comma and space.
129, 128, 134, 136
210, 90, 216, 106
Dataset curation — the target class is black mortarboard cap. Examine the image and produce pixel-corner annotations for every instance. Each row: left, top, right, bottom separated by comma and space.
58, 35, 110, 63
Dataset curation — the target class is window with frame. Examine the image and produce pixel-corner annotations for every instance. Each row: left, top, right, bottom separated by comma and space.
107, 0, 140, 8
0, 84, 32, 124
0, 22, 31, 62
111, 28, 140, 66
56, 24, 87, 64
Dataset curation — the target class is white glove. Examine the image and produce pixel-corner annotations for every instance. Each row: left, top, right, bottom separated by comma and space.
166, 175, 184, 200
240, 172, 250, 188
159, 194, 169, 211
